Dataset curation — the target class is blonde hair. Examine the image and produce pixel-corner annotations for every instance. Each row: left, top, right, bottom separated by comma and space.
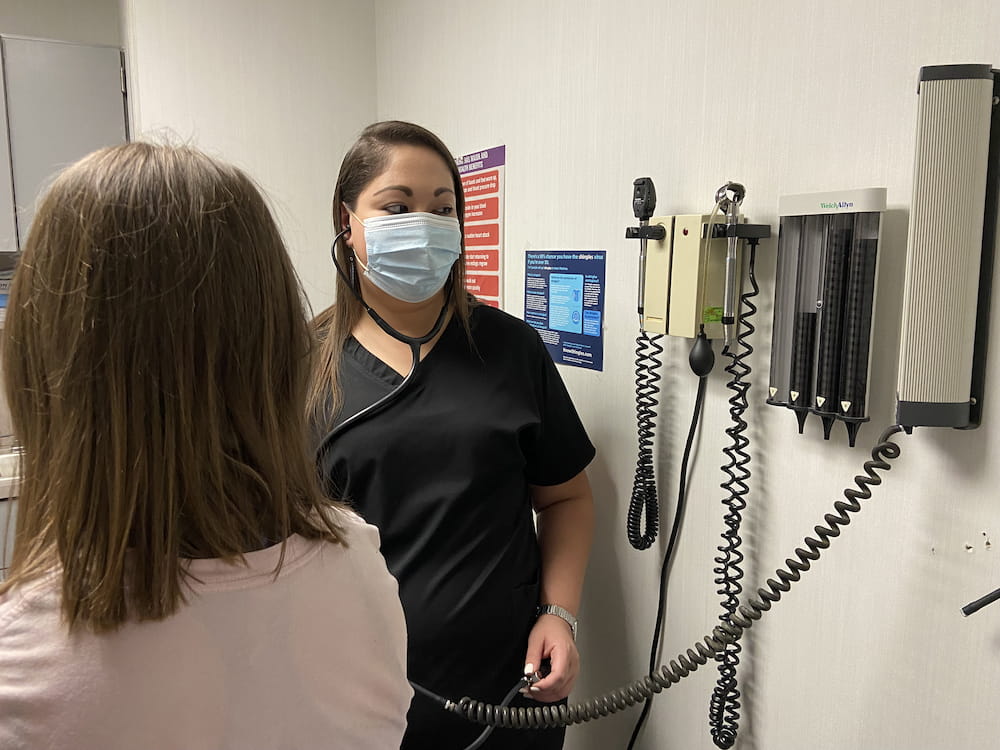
307, 121, 477, 422
0, 142, 344, 632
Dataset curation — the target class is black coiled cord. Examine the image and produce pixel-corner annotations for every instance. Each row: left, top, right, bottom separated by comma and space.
626, 373, 709, 750
709, 244, 759, 748
628, 331, 665, 550
445, 424, 906, 729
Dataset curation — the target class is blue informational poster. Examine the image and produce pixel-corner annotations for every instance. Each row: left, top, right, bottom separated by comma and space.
524, 250, 606, 371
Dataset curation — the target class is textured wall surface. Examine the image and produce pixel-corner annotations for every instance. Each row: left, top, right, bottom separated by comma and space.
122, 0, 377, 312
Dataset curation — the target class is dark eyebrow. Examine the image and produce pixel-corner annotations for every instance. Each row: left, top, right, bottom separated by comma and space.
372, 185, 413, 197
371, 185, 455, 198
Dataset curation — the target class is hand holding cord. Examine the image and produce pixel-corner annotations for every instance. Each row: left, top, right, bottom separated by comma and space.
426, 425, 905, 730
413, 662, 553, 750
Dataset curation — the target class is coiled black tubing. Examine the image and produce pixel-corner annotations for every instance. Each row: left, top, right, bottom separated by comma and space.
447, 424, 905, 729
709, 244, 759, 748
627, 331, 665, 550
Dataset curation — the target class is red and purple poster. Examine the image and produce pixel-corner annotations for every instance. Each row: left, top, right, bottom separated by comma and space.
457, 146, 505, 308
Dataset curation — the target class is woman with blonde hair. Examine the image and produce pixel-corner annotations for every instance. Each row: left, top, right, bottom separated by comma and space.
0, 142, 411, 749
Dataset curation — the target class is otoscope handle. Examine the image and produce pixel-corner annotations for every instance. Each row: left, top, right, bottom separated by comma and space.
628, 177, 660, 322
638, 236, 648, 318
717, 182, 745, 347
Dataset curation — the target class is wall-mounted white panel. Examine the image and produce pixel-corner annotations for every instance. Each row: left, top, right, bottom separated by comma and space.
2, 36, 127, 248
0, 51, 15, 254
0, 498, 17, 582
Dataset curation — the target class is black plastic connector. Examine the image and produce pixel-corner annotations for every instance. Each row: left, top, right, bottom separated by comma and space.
709, 222, 772, 240
625, 224, 667, 241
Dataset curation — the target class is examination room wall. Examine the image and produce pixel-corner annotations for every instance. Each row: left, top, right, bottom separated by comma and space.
8, 1, 1000, 749
120, 0, 377, 311
373, 2, 1000, 749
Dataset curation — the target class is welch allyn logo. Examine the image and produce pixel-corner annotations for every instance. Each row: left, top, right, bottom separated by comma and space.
819, 200, 855, 210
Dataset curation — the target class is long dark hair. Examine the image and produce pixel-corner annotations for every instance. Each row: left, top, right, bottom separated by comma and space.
308, 120, 477, 421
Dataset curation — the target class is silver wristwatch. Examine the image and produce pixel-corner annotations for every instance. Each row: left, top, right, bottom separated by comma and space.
536, 604, 578, 640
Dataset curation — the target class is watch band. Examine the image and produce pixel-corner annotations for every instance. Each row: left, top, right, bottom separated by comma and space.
536, 604, 578, 640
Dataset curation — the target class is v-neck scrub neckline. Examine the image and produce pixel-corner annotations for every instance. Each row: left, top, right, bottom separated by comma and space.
343, 336, 406, 387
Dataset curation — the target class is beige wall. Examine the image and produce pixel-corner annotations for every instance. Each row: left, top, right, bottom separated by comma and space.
121, 0, 377, 312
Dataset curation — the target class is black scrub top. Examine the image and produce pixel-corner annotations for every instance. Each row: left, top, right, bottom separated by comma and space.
316, 304, 594, 748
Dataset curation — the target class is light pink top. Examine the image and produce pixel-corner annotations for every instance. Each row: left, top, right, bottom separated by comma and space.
0, 513, 411, 749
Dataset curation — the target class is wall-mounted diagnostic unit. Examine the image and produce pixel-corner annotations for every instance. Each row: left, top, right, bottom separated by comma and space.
640, 212, 738, 339
767, 188, 886, 446
638, 202, 769, 341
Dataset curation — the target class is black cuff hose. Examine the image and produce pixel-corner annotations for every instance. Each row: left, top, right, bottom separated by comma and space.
626, 372, 709, 750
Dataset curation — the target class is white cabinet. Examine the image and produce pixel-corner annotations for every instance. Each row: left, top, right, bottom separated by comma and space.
0, 499, 15, 581
0, 452, 17, 580
0, 34, 122, 577
0, 34, 128, 252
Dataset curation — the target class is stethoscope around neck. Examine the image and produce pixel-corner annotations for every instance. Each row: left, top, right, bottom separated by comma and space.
315, 226, 452, 456
322, 226, 527, 750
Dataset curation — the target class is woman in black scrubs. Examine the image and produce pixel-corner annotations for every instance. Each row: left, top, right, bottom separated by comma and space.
310, 121, 595, 749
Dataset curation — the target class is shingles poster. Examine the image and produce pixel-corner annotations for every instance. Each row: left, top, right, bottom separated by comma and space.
524, 250, 606, 371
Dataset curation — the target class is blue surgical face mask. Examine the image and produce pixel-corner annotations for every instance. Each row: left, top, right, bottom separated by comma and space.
350, 210, 462, 303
